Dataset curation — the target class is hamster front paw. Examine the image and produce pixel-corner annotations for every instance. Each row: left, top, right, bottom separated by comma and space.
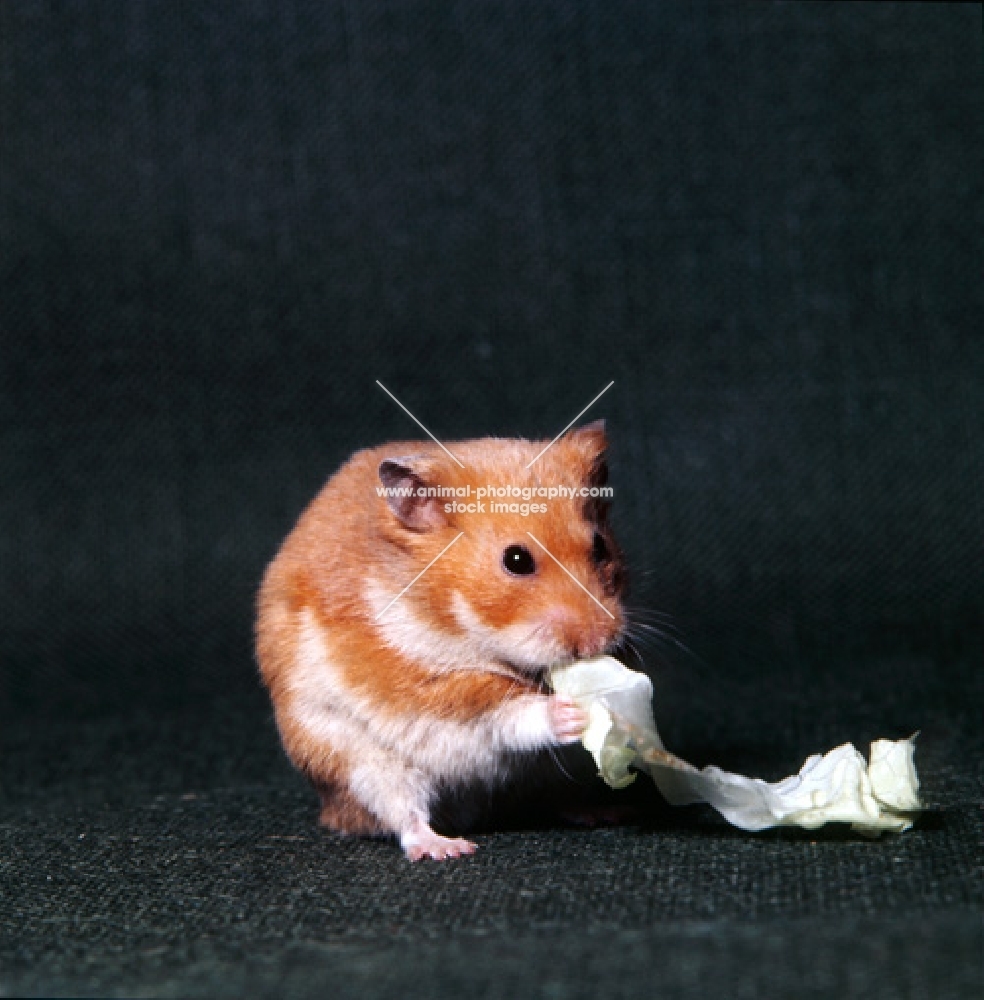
549, 695, 589, 744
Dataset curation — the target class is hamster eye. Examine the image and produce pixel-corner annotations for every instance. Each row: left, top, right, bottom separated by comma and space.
502, 544, 536, 576
592, 531, 609, 564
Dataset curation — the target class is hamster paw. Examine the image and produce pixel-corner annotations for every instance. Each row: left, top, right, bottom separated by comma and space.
549, 695, 589, 744
401, 825, 478, 862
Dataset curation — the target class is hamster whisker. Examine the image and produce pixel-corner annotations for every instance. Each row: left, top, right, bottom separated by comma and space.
622, 605, 685, 632
618, 630, 675, 671
517, 621, 549, 648
623, 621, 687, 653
622, 620, 712, 675
626, 623, 692, 654
544, 741, 581, 784
612, 634, 649, 674
623, 606, 689, 640
627, 636, 650, 670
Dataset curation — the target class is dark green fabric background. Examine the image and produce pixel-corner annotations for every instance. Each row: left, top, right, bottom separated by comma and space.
1, 2, 982, 997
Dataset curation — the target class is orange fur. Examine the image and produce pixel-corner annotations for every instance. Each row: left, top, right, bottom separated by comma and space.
255, 427, 625, 857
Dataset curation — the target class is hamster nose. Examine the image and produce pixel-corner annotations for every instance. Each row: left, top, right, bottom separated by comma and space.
547, 610, 613, 660
564, 625, 609, 660
574, 633, 605, 659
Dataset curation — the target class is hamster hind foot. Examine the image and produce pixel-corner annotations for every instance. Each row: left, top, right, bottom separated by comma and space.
400, 815, 478, 862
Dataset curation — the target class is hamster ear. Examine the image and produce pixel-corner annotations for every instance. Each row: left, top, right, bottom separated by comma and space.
378, 456, 448, 532
576, 418, 607, 437
568, 419, 609, 485
569, 419, 607, 452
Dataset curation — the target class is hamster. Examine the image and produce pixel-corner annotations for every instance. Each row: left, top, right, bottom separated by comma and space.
255, 422, 625, 861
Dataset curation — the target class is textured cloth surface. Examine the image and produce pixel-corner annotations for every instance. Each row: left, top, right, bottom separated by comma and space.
1, 670, 981, 999
1, 1, 982, 997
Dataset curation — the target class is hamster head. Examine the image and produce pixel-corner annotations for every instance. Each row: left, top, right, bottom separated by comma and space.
372, 422, 625, 674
